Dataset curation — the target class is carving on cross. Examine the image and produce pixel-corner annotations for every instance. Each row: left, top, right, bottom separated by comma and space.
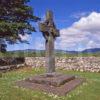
39, 10, 60, 41
39, 10, 60, 73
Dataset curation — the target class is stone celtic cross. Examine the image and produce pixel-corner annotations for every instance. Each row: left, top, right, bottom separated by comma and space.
39, 10, 60, 73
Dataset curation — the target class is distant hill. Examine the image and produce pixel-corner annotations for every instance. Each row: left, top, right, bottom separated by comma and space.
8, 48, 100, 54
81, 48, 100, 53
55, 48, 100, 54
8, 49, 44, 53
55, 49, 78, 54
0, 48, 99, 57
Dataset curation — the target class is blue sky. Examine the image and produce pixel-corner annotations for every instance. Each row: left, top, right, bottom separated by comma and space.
7, 0, 100, 51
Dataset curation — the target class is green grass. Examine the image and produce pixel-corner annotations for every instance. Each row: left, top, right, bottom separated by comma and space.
1, 51, 100, 57
0, 68, 100, 100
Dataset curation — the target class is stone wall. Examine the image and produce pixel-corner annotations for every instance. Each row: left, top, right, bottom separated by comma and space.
0, 57, 25, 72
25, 57, 100, 73
0, 57, 25, 66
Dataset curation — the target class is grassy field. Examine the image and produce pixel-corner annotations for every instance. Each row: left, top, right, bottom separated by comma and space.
0, 67, 100, 100
0, 51, 100, 57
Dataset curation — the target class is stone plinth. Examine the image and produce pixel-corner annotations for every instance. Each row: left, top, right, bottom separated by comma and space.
26, 73, 75, 87
16, 74, 85, 96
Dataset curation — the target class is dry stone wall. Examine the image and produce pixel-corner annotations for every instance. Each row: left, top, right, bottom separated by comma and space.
25, 57, 100, 73
0, 57, 25, 72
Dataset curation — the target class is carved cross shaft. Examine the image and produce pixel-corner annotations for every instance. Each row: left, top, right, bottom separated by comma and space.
39, 10, 59, 73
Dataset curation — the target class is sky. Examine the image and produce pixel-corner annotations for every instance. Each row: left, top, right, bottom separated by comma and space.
7, 0, 100, 51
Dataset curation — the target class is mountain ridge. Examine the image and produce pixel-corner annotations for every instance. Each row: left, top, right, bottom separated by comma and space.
8, 48, 100, 54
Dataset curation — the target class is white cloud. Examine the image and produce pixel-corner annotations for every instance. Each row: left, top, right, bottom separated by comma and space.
71, 12, 90, 19
56, 12, 100, 51
19, 34, 29, 41
86, 40, 100, 49
73, 12, 100, 32
34, 37, 45, 50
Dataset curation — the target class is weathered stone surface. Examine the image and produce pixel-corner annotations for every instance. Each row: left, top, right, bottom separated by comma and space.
26, 74, 75, 87
25, 57, 100, 73
0, 57, 25, 66
0, 64, 25, 72
16, 76, 85, 96
0, 57, 25, 72
39, 10, 59, 73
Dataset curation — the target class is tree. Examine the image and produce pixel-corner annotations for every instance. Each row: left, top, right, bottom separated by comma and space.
0, 38, 7, 53
0, 0, 40, 52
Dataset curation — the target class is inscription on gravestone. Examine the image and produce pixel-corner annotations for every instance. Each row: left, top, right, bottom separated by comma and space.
39, 10, 60, 73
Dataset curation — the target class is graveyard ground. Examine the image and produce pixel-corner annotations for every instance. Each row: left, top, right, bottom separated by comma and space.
0, 67, 100, 100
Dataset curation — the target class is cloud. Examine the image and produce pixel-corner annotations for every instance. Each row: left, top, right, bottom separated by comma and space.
86, 40, 100, 49
71, 12, 90, 19
56, 12, 100, 51
19, 34, 29, 41
73, 12, 100, 32
34, 37, 45, 50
